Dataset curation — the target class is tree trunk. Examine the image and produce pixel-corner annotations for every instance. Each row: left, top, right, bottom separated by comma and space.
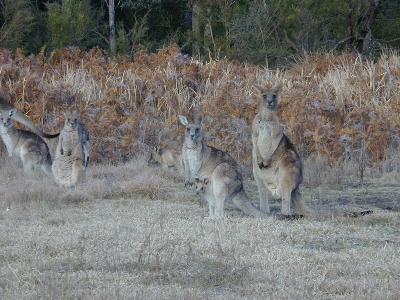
192, 0, 201, 55
346, 0, 355, 49
361, 0, 380, 52
108, 0, 116, 56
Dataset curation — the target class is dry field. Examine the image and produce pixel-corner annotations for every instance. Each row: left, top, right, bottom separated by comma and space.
0, 157, 399, 299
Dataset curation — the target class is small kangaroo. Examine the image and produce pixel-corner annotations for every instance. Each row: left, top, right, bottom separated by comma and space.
148, 144, 182, 171
52, 110, 89, 188
59, 110, 90, 167
0, 91, 59, 139
0, 109, 52, 176
252, 84, 372, 218
194, 177, 237, 210
179, 114, 263, 218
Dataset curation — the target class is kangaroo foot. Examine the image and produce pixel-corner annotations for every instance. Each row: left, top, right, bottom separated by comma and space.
275, 213, 304, 220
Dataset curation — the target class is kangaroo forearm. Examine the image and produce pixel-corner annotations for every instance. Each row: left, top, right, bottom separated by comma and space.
252, 130, 264, 165
183, 160, 191, 181
271, 124, 283, 139
255, 147, 263, 163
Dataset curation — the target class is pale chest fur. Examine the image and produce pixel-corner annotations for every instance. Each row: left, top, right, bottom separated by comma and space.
257, 121, 273, 149
254, 116, 283, 161
0, 128, 16, 156
183, 147, 202, 178
61, 129, 80, 153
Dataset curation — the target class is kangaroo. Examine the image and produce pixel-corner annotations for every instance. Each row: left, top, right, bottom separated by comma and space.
0, 109, 52, 176
58, 109, 90, 167
179, 115, 264, 218
252, 84, 372, 219
194, 177, 237, 210
0, 91, 59, 139
52, 110, 89, 188
148, 144, 182, 171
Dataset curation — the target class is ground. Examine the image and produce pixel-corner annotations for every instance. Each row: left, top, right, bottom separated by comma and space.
0, 158, 399, 299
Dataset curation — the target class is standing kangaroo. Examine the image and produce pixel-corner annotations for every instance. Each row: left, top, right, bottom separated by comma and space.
0, 91, 59, 139
0, 109, 52, 176
252, 84, 372, 218
179, 115, 263, 218
52, 110, 89, 188
252, 84, 304, 217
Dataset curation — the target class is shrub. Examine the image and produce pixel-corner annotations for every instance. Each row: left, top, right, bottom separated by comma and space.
46, 0, 100, 49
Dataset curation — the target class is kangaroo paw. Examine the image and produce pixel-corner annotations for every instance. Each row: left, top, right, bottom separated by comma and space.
184, 181, 193, 188
345, 210, 373, 218
258, 159, 271, 169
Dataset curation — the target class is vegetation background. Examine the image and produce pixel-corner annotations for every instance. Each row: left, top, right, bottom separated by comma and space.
1, 0, 400, 171
1, 0, 400, 62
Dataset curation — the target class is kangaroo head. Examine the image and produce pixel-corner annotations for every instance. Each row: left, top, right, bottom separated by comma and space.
148, 146, 161, 165
255, 84, 282, 111
64, 110, 79, 130
0, 109, 16, 129
194, 177, 209, 194
179, 115, 203, 147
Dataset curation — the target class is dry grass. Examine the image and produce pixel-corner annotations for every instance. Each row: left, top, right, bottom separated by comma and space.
0, 158, 399, 299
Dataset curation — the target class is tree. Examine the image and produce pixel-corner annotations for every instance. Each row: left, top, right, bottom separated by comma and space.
47, 0, 100, 49
103, 0, 161, 56
0, 0, 35, 51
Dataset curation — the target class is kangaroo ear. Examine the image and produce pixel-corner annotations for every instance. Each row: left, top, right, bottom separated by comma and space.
178, 115, 189, 126
272, 83, 282, 95
9, 108, 17, 117
254, 84, 265, 93
194, 115, 203, 126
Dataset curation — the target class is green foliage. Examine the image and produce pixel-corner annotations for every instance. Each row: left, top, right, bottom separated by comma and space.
115, 13, 149, 56
0, 0, 398, 63
373, 0, 400, 49
115, 0, 187, 53
230, 0, 292, 65
119, 0, 162, 10
46, 0, 100, 49
116, 26, 130, 55
191, 0, 400, 65
0, 0, 35, 51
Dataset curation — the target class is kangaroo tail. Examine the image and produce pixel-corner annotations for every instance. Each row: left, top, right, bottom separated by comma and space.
231, 190, 264, 217
15, 111, 60, 139
292, 188, 373, 218
292, 188, 313, 216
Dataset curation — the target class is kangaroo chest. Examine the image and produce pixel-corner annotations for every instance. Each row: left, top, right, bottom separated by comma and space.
0, 129, 16, 156
257, 122, 273, 147
256, 120, 282, 160
184, 148, 202, 178
61, 130, 80, 153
